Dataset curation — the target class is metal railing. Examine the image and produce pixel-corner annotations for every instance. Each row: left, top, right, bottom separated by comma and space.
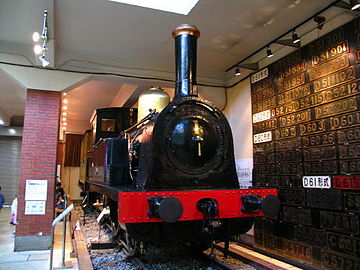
49, 196, 74, 270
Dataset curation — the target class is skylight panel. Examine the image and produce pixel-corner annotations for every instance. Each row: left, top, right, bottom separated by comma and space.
109, 0, 200, 15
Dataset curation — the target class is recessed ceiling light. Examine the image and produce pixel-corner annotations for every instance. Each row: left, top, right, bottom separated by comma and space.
62, 105, 68, 110
62, 112, 67, 116
63, 99, 68, 104
109, 0, 200, 15
9, 129, 16, 134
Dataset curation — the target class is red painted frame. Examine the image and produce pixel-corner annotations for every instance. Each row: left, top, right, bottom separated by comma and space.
118, 188, 277, 223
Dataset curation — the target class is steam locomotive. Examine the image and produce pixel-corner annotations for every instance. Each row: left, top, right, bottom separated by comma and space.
83, 24, 280, 254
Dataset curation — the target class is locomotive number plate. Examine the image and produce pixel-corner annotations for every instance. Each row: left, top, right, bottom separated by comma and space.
329, 111, 360, 130
321, 249, 360, 270
340, 159, 360, 174
253, 109, 271, 123
302, 176, 331, 189
277, 163, 302, 175
311, 41, 349, 67
252, 96, 276, 113
320, 211, 360, 235
343, 192, 360, 212
315, 96, 358, 119
309, 54, 349, 81
312, 66, 355, 92
300, 120, 325, 135
275, 125, 297, 140
302, 132, 336, 147
338, 127, 360, 144
278, 60, 307, 82
307, 27, 344, 55
282, 206, 312, 226
278, 188, 305, 206
278, 72, 306, 93
327, 232, 360, 257
339, 143, 360, 159
294, 226, 327, 247
283, 240, 313, 264
332, 175, 360, 189
303, 145, 337, 161
304, 161, 338, 174
276, 137, 301, 150
278, 84, 310, 105
279, 109, 311, 127
306, 189, 342, 210
253, 119, 277, 133
252, 87, 275, 103
254, 131, 272, 144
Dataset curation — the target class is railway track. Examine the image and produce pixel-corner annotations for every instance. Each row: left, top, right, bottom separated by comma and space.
70, 206, 294, 270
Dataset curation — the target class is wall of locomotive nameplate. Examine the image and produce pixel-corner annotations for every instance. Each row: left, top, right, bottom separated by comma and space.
250, 18, 360, 269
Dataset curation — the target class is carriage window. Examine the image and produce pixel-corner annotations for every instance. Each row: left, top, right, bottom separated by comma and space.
101, 119, 115, 132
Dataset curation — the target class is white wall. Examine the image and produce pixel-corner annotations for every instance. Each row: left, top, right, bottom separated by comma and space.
223, 78, 253, 160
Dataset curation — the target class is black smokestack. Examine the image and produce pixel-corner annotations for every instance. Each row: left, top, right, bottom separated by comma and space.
172, 24, 200, 98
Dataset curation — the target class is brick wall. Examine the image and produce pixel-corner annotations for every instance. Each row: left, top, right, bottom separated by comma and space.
16, 89, 60, 237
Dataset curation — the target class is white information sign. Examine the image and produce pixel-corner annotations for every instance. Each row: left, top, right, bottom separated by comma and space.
235, 159, 253, 188
253, 110, 271, 123
25, 180, 48, 201
25, 200, 46, 215
251, 68, 268, 84
302, 176, 331, 189
254, 131, 272, 144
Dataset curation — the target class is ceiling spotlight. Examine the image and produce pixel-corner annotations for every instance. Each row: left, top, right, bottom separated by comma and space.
34, 44, 43, 55
62, 105, 68, 110
62, 92, 67, 96
9, 128, 16, 135
235, 68, 241, 76
266, 47, 273, 58
39, 55, 49, 67
63, 127, 67, 130
32, 32, 40, 42
63, 99, 68, 104
351, 0, 360, 10
62, 112, 67, 116
63, 122, 68, 126
292, 31, 301, 44
62, 117, 67, 121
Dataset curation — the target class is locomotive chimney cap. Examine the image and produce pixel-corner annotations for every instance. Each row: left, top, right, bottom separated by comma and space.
172, 24, 200, 38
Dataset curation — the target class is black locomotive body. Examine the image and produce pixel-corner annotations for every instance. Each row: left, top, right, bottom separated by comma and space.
85, 24, 279, 250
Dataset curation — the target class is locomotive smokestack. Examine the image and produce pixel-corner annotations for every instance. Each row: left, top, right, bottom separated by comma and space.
172, 24, 200, 98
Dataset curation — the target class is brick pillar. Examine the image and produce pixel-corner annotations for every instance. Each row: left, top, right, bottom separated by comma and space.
15, 89, 60, 251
